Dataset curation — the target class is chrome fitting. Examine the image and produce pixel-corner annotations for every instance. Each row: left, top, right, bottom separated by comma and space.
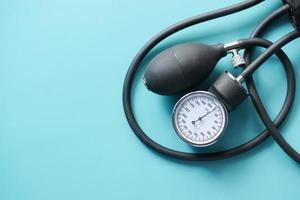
236, 75, 245, 84
228, 49, 246, 68
224, 41, 240, 51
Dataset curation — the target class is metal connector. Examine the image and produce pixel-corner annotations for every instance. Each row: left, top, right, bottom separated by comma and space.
228, 49, 246, 68
236, 75, 245, 84
224, 41, 240, 51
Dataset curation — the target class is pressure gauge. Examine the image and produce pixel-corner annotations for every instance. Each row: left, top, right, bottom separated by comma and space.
172, 91, 228, 147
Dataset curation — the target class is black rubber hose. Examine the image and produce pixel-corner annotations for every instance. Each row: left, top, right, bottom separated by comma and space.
242, 4, 293, 151
241, 30, 300, 79
123, 2, 294, 161
242, 7, 300, 163
251, 85, 300, 162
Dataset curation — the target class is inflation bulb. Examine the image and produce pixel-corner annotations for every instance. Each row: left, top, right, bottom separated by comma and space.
143, 43, 226, 95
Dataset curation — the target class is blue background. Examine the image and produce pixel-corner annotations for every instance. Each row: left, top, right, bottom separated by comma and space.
0, 0, 299, 199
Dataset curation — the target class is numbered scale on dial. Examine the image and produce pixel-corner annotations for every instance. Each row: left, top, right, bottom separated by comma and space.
172, 91, 228, 147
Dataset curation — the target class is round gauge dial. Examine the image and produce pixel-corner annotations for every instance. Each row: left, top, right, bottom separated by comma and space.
172, 91, 228, 147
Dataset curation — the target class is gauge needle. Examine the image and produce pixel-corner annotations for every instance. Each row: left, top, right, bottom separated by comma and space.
199, 107, 217, 120
192, 107, 217, 124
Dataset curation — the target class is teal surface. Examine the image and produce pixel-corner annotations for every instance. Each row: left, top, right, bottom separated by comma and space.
0, 0, 300, 199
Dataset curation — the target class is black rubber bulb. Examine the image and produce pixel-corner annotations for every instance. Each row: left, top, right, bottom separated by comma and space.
144, 43, 226, 95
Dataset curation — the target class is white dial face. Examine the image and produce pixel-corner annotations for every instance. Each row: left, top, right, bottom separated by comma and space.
172, 91, 228, 147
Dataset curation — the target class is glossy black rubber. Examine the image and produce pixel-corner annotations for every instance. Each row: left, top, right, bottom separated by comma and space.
144, 43, 226, 95
123, 1, 295, 161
